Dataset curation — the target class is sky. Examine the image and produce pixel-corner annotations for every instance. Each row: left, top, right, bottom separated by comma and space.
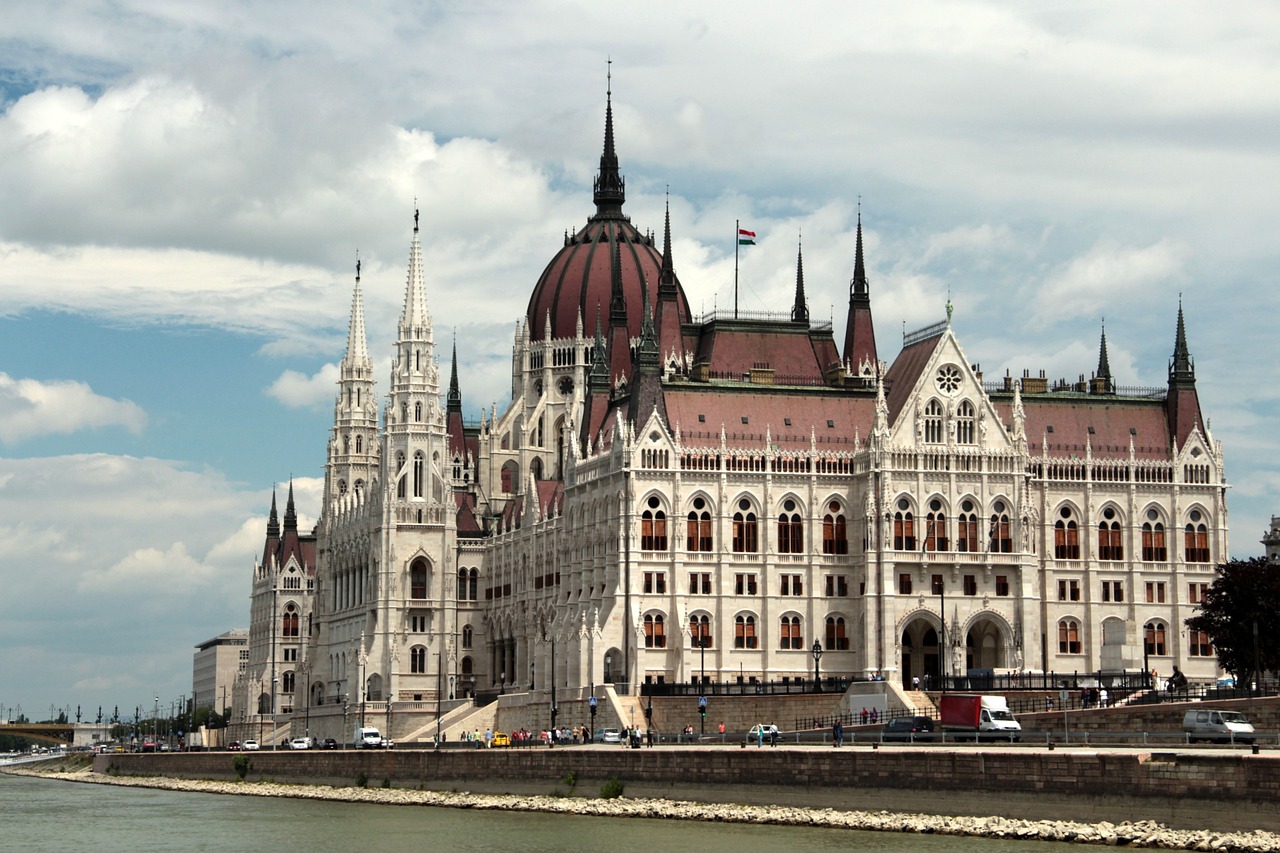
1, 1, 1277, 723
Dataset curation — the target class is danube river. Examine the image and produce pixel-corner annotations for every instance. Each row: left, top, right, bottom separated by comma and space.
1, 771, 1087, 853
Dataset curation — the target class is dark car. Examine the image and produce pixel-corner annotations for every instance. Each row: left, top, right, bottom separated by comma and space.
882, 716, 937, 742
322, 738, 338, 750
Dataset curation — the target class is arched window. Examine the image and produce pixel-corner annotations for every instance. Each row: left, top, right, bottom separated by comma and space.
281, 604, 299, 638
779, 615, 802, 650
468, 568, 478, 601
732, 500, 758, 553
778, 499, 803, 553
956, 400, 975, 444
989, 501, 1012, 553
822, 502, 847, 555
410, 645, 426, 674
355, 434, 363, 454
1144, 621, 1167, 656
1098, 507, 1123, 561
643, 613, 667, 648
501, 461, 518, 494
1142, 512, 1167, 562
1185, 510, 1209, 562
924, 399, 943, 443
687, 497, 713, 552
1058, 619, 1081, 654
734, 614, 758, 649
414, 401, 422, 422
690, 614, 712, 649
925, 499, 948, 551
1188, 628, 1213, 657
338, 479, 348, 496
1054, 507, 1080, 559
824, 616, 849, 651
893, 499, 915, 550
462, 624, 473, 649
641, 497, 667, 551
413, 452, 425, 498
956, 500, 978, 552
396, 451, 407, 499
456, 568, 467, 600
410, 559, 428, 599
282, 671, 295, 694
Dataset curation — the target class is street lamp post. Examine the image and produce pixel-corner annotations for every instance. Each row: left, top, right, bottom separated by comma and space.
499, 673, 505, 695
933, 574, 947, 692
605, 655, 612, 685
812, 641, 824, 693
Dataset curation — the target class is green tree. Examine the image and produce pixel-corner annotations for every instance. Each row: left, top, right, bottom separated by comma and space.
1184, 557, 1280, 683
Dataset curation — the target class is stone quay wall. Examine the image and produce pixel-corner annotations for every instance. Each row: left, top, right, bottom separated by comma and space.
96, 746, 1280, 834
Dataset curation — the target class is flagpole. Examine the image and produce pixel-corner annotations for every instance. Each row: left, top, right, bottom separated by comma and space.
734, 218, 739, 319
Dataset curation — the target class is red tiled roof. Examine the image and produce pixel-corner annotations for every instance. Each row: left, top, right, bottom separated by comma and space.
993, 396, 1174, 460
665, 385, 875, 450
883, 333, 941, 423
692, 323, 835, 381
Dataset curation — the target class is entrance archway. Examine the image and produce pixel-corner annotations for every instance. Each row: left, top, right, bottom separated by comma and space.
900, 615, 942, 688
964, 617, 1008, 671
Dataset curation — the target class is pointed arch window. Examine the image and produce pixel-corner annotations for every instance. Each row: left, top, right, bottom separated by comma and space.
641, 496, 667, 551
822, 502, 848, 554
734, 614, 758, 649
414, 401, 422, 422
1058, 619, 1081, 654
456, 568, 468, 600
281, 604, 299, 638
925, 499, 948, 551
687, 497, 713, 552
643, 613, 666, 648
824, 616, 849, 651
1185, 510, 1209, 562
282, 671, 295, 694
956, 500, 979, 552
396, 452, 407, 499
1142, 513, 1167, 562
893, 500, 915, 550
468, 568, 478, 601
778, 499, 803, 553
989, 502, 1012, 553
1098, 507, 1123, 561
1144, 621, 1167, 656
410, 646, 426, 674
413, 452, 425, 498
355, 435, 363, 454
462, 624, 473, 649
732, 500, 758, 553
690, 614, 712, 649
410, 558, 429, 599
924, 399, 944, 443
956, 400, 975, 444
1055, 507, 1080, 559
779, 615, 802, 649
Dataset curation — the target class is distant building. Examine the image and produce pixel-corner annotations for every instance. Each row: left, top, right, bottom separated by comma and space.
1264, 517, 1280, 563
191, 628, 247, 716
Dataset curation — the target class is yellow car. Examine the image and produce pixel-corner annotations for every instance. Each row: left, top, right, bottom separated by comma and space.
490, 732, 511, 747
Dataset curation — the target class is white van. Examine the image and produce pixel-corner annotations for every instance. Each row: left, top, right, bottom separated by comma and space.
1183, 709, 1255, 744
354, 726, 383, 749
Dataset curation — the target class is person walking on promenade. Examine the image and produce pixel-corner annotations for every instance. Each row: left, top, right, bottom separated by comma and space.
769, 723, 778, 746
718, 721, 725, 736
756, 726, 764, 748
833, 720, 844, 748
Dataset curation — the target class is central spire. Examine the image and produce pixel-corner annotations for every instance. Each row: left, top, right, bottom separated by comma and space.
592, 62, 626, 217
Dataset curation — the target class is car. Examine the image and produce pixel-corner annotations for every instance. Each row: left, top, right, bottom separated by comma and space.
140, 741, 157, 753
289, 736, 312, 750
380, 737, 395, 749
594, 728, 622, 744
322, 738, 338, 750
227, 741, 241, 751
241, 739, 260, 751
491, 732, 511, 748
881, 716, 937, 743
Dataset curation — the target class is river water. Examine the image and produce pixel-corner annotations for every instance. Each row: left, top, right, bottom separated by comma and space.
0, 771, 1090, 852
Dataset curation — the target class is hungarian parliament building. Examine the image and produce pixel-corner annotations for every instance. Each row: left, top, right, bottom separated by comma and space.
232, 87, 1228, 728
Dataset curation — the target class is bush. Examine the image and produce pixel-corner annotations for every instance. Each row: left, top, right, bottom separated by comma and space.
233, 755, 251, 780
598, 776, 624, 799
355, 771, 368, 788
381, 777, 391, 788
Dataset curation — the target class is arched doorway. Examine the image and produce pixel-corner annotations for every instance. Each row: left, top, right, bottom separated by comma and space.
964, 617, 1008, 671
899, 615, 942, 688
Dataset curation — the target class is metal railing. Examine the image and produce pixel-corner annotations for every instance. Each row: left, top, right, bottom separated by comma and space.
641, 676, 859, 698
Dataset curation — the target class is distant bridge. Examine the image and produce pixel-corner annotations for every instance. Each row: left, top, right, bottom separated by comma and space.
0, 722, 110, 746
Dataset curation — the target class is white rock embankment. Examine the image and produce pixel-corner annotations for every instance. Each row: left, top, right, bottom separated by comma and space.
8, 764, 1280, 851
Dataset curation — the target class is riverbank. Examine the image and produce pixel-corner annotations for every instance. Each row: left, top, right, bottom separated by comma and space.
7, 758, 1280, 851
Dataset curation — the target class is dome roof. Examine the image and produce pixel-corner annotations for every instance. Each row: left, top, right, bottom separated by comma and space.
525, 88, 690, 340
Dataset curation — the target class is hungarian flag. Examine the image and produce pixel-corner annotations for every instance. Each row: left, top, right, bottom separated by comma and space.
738, 228, 756, 245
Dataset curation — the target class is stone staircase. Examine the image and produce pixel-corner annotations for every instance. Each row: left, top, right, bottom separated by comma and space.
901, 689, 937, 716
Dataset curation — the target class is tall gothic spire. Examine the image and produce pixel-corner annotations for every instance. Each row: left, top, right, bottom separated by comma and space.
592, 62, 625, 217
1169, 298, 1195, 387
852, 206, 868, 296
791, 236, 809, 324
447, 336, 462, 414
400, 205, 432, 336
346, 256, 371, 368
1092, 321, 1114, 394
658, 191, 676, 294
283, 479, 297, 532
843, 204, 878, 375
266, 489, 280, 539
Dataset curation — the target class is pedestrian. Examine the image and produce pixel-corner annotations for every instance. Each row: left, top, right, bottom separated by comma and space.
646, 727, 654, 748
870, 708, 878, 724
756, 726, 763, 748
860, 707, 868, 725
769, 723, 778, 746
912, 675, 920, 691
1099, 687, 1109, 708
833, 720, 843, 748
1047, 697, 1054, 712
718, 721, 725, 736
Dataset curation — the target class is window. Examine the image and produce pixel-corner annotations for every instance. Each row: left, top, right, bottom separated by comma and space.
1145, 581, 1167, 604
923, 399, 943, 443
956, 400, 975, 444
457, 568, 468, 600
995, 575, 1009, 597
957, 503, 979, 552
989, 503, 1011, 552
1054, 508, 1080, 559
396, 451, 407, 498
734, 614, 758, 649
283, 648, 298, 662
779, 615, 802, 650
687, 498, 713, 551
1058, 620, 1081, 654
734, 573, 758, 595
963, 574, 977, 596
413, 451, 424, 498
1188, 628, 1213, 657
1185, 513, 1209, 562
824, 616, 850, 651
643, 571, 667, 594
898, 573, 913, 595
822, 503, 848, 554
1188, 582, 1209, 605
925, 502, 948, 551
780, 574, 803, 596
411, 615, 428, 633
644, 614, 667, 648
825, 575, 849, 597
410, 559, 429, 599
410, 646, 426, 674
1144, 621, 1167, 656
690, 614, 712, 648
461, 624, 473, 648
893, 500, 915, 550
1101, 581, 1124, 602
641, 498, 667, 551
732, 500, 759, 552
1058, 579, 1080, 601
468, 568, 478, 602
931, 574, 944, 596
1098, 508, 1123, 561
778, 500, 803, 553
688, 572, 712, 595
281, 605, 299, 638
1142, 516, 1167, 562
282, 671, 295, 694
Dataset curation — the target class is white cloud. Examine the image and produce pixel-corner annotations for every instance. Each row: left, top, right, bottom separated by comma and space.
267, 364, 340, 409
1030, 239, 1189, 327
0, 372, 146, 444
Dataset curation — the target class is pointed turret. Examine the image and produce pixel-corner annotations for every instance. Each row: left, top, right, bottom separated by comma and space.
447, 334, 468, 461
607, 238, 631, 384
791, 237, 809, 324
283, 479, 298, 532
1091, 322, 1114, 394
447, 338, 462, 415
401, 207, 432, 338
655, 193, 687, 370
1169, 300, 1195, 388
592, 65, 626, 218
261, 489, 281, 568
1166, 299, 1204, 449
842, 207, 878, 377
325, 257, 379, 511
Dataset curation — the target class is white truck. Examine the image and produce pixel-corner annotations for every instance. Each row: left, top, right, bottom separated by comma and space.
939, 693, 1022, 741
353, 726, 383, 749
